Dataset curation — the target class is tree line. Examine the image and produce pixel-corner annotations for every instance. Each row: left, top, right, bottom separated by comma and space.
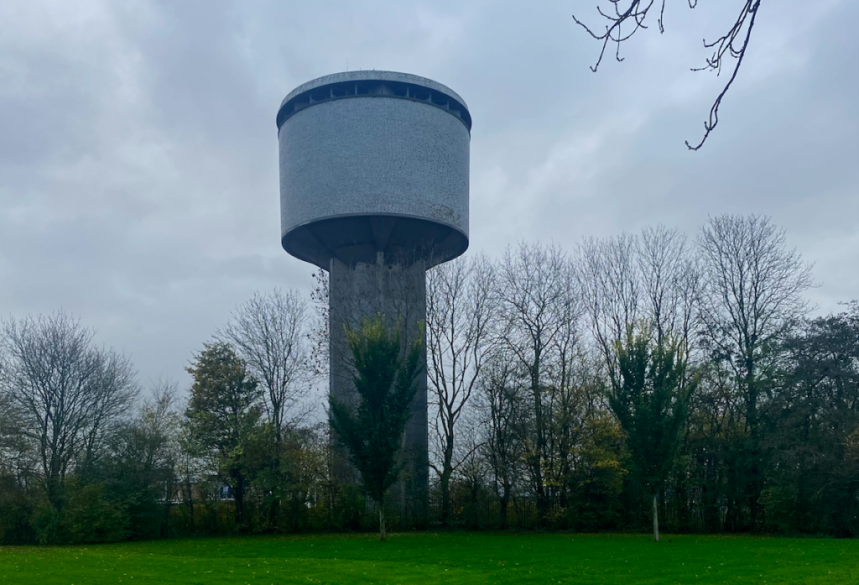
0, 214, 856, 544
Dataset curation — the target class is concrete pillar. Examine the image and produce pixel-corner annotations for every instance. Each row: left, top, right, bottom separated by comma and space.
328, 253, 428, 524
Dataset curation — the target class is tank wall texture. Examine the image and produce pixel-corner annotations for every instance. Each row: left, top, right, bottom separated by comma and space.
278, 96, 469, 241
328, 255, 428, 523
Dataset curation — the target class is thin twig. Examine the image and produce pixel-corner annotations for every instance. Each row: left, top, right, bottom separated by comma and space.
573, 0, 763, 151
686, 0, 761, 150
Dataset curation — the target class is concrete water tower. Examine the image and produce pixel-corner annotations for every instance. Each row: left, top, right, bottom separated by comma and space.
276, 71, 471, 518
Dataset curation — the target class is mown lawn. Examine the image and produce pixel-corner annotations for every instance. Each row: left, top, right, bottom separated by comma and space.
0, 532, 856, 584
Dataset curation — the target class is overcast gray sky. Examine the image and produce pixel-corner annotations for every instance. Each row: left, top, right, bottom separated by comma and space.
1, 0, 857, 390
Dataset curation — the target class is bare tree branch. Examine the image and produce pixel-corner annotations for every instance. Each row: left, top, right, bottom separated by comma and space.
219, 289, 312, 441
572, 0, 666, 72
497, 242, 573, 520
573, 0, 763, 150
426, 254, 496, 524
685, 0, 761, 150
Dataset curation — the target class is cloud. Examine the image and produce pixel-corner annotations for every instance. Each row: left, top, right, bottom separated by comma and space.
0, 0, 856, 397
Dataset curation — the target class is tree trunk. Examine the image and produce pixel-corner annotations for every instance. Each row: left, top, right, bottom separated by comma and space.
652, 492, 659, 542
469, 483, 480, 530
271, 435, 282, 530
185, 476, 195, 531
46, 470, 64, 512
500, 492, 509, 530
234, 473, 246, 529
161, 476, 174, 537
531, 362, 549, 524
379, 499, 387, 541
440, 468, 452, 527
270, 497, 280, 531
746, 362, 761, 528
441, 425, 454, 526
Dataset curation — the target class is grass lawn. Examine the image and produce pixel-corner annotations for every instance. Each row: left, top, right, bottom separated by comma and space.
0, 532, 856, 584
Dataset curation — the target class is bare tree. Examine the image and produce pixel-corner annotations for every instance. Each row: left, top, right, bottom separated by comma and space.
80, 350, 138, 475
572, 0, 764, 149
0, 311, 137, 509
219, 289, 311, 442
476, 353, 525, 529
577, 233, 641, 377
542, 303, 589, 509
696, 213, 813, 525
497, 242, 571, 520
218, 289, 311, 527
453, 418, 488, 530
577, 227, 699, 374
0, 381, 34, 484
637, 225, 700, 357
426, 254, 496, 525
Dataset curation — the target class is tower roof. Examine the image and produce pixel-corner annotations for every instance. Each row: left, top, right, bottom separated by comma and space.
276, 70, 471, 132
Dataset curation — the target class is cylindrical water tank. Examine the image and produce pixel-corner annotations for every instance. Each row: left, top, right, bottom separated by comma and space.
277, 71, 471, 270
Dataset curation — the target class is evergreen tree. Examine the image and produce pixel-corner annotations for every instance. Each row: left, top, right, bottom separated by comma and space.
328, 315, 423, 540
608, 324, 697, 541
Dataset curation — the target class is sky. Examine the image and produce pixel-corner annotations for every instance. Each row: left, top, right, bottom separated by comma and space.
1, 0, 857, 392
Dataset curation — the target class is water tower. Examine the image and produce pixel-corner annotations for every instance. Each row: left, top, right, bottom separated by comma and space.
276, 71, 471, 519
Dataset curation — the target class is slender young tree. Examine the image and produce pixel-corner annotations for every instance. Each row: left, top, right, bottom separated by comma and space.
608, 324, 697, 542
477, 353, 525, 529
328, 315, 423, 541
497, 242, 571, 521
426, 255, 495, 525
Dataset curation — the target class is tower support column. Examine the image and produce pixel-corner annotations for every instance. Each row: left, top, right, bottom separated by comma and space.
328, 254, 428, 525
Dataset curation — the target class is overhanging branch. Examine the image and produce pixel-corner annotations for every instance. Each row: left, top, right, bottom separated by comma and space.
573, 0, 763, 150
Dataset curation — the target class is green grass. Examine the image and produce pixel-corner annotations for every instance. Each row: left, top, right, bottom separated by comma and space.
1, 532, 856, 584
